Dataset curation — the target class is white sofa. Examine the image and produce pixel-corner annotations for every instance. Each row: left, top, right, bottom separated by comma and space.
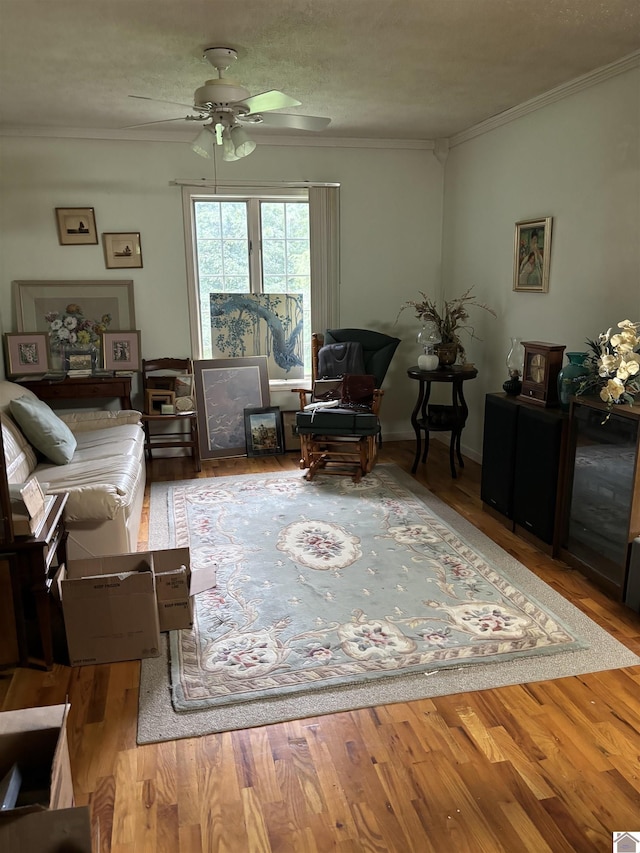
0, 380, 146, 558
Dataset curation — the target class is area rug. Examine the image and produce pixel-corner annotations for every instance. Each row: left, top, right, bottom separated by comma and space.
138, 464, 640, 744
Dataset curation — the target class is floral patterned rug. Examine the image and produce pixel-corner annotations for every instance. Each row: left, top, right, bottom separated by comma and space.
160, 466, 588, 714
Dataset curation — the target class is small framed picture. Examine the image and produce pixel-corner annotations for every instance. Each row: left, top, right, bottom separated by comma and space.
102, 232, 143, 268
244, 406, 284, 457
3, 332, 50, 376
64, 348, 97, 373
281, 410, 301, 453
55, 207, 98, 245
146, 389, 176, 414
102, 330, 141, 371
513, 217, 553, 293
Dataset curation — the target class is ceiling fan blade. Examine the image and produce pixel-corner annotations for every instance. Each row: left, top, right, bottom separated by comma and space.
122, 116, 198, 129
129, 94, 198, 110
252, 113, 331, 132
243, 90, 302, 114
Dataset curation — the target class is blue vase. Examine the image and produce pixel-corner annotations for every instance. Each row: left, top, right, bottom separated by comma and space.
558, 352, 589, 411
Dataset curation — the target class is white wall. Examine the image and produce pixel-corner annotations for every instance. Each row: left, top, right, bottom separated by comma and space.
442, 66, 640, 459
0, 137, 444, 436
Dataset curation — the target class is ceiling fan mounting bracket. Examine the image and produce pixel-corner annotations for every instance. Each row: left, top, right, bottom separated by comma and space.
203, 47, 238, 76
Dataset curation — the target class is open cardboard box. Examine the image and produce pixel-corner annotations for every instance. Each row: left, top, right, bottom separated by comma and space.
0, 703, 92, 852
60, 553, 160, 666
152, 546, 216, 632
60, 547, 216, 665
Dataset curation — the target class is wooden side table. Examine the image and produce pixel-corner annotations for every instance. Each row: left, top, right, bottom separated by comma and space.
16, 374, 133, 409
407, 365, 478, 478
5, 492, 69, 669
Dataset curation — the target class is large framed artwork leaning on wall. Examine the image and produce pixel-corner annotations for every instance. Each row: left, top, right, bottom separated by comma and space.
14, 280, 136, 371
194, 356, 270, 460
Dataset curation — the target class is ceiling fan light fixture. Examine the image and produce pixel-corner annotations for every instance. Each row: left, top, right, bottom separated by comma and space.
221, 128, 239, 162
230, 125, 256, 159
191, 126, 214, 159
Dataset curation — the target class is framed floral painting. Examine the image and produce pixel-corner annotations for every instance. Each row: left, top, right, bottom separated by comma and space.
14, 280, 136, 371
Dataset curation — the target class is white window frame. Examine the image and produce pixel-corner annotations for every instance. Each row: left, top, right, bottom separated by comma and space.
181, 183, 340, 383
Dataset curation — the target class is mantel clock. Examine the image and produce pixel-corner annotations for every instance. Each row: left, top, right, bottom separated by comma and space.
518, 341, 566, 407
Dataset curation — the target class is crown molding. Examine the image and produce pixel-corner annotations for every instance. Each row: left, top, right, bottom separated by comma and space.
450, 50, 640, 148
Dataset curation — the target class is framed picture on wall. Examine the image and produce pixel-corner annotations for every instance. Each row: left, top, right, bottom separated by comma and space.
513, 217, 553, 293
102, 232, 143, 269
55, 207, 98, 245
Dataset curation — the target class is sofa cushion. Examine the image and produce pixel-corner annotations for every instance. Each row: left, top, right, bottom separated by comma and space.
9, 395, 78, 464
35, 454, 143, 521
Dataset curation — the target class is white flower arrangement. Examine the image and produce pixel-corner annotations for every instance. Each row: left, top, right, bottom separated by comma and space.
577, 319, 640, 409
44, 303, 112, 352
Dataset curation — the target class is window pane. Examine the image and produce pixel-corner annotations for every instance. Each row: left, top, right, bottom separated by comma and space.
260, 201, 311, 372
262, 240, 285, 275
261, 203, 285, 239
221, 203, 249, 239
195, 202, 221, 239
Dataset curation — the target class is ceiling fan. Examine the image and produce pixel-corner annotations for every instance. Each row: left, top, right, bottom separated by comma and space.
127, 47, 331, 161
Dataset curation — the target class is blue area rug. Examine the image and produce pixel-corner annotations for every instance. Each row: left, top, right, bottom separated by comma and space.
160, 465, 588, 712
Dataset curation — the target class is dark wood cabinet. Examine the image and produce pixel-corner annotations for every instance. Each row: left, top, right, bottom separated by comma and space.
481, 393, 568, 552
559, 397, 640, 603
15, 374, 132, 409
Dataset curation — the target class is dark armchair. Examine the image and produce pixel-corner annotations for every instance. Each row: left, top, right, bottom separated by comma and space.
294, 328, 400, 482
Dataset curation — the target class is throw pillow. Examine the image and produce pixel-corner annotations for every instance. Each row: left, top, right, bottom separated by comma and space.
9, 396, 77, 465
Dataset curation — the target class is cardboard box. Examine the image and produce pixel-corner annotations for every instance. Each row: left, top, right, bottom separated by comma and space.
0, 704, 92, 852
152, 546, 216, 632
60, 553, 161, 666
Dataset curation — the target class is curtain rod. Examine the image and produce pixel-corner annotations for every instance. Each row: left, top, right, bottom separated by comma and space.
171, 179, 340, 189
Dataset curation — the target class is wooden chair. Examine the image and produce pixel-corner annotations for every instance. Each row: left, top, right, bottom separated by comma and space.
293, 329, 400, 482
141, 358, 201, 472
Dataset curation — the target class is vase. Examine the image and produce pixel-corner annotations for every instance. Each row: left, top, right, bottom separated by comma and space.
503, 337, 524, 395
435, 342, 458, 367
557, 351, 589, 411
418, 349, 439, 371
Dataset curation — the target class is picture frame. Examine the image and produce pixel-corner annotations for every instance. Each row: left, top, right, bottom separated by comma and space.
102, 232, 143, 269
281, 409, 302, 453
55, 207, 98, 245
101, 330, 141, 371
244, 407, 284, 457
146, 389, 176, 414
64, 347, 97, 373
14, 280, 136, 371
513, 217, 553, 293
194, 357, 270, 460
3, 332, 50, 376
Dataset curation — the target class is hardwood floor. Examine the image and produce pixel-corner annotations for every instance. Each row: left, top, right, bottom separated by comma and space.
2, 441, 640, 852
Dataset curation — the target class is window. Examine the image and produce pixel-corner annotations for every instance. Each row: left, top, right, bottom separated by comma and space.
182, 184, 340, 380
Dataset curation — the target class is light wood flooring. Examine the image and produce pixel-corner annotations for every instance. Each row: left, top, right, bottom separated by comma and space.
2, 441, 640, 852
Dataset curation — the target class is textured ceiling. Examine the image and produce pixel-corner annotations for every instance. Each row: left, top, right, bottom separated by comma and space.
0, 0, 639, 142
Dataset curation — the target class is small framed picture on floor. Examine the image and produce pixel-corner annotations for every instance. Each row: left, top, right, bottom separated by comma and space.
244, 407, 284, 457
